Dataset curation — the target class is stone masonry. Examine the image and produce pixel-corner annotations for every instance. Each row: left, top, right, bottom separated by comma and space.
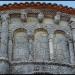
0, 3, 75, 74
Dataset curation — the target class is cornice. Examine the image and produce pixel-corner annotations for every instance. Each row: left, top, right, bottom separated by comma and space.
0, 2, 75, 15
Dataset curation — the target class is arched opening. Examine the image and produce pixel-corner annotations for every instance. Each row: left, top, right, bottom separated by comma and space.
34, 28, 49, 62
12, 28, 29, 61
53, 30, 70, 63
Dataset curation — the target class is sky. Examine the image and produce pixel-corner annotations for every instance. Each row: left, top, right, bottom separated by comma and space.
0, 1, 75, 8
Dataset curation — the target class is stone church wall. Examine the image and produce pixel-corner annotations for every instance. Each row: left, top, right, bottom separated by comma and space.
0, 9, 75, 74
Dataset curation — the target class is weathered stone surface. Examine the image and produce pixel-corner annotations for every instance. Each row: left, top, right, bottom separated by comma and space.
0, 62, 9, 74
0, 8, 75, 74
54, 12, 61, 24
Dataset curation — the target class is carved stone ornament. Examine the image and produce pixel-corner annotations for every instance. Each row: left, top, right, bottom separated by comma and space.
70, 21, 75, 29
54, 12, 61, 24
1, 13, 9, 22
38, 12, 44, 23
21, 10, 27, 22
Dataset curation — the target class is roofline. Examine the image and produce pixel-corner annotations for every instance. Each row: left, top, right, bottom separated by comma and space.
0, 2, 75, 15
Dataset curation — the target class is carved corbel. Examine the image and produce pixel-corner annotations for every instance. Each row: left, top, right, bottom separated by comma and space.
1, 13, 9, 22
54, 12, 61, 24
21, 10, 27, 22
38, 12, 44, 23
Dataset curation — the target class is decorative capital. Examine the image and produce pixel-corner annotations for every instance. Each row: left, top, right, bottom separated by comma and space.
66, 33, 72, 42
49, 34, 54, 39
28, 34, 34, 40
70, 21, 75, 29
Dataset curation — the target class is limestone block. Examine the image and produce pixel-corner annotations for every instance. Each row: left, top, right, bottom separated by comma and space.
43, 18, 54, 24
27, 17, 38, 24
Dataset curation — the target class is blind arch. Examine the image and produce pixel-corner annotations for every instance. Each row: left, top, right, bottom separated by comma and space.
12, 28, 29, 61
34, 28, 49, 62
53, 30, 70, 63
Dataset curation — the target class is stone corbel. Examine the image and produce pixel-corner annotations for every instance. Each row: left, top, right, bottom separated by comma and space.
1, 13, 9, 22
38, 12, 44, 23
20, 10, 27, 22
54, 12, 61, 24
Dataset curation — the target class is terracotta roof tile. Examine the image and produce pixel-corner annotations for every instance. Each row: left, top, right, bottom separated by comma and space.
0, 2, 75, 15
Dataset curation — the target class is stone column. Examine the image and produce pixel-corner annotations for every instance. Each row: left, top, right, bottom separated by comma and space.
70, 21, 75, 64
49, 34, 54, 61
0, 14, 9, 74
8, 32, 12, 62
68, 39, 75, 64
70, 22, 75, 52
0, 14, 9, 58
28, 36, 33, 61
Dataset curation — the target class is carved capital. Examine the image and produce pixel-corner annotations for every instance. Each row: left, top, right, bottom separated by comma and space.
66, 33, 73, 42
38, 12, 44, 23
20, 10, 27, 22
70, 21, 75, 29
28, 35, 34, 40
48, 34, 54, 39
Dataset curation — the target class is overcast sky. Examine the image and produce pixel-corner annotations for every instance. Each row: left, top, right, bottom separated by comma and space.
0, 1, 75, 8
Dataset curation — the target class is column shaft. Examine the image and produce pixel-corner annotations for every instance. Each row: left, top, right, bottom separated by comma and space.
0, 14, 9, 58
49, 38, 54, 60
0, 14, 9, 74
69, 40, 75, 64
49, 34, 54, 61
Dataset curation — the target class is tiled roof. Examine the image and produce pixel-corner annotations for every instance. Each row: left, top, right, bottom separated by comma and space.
0, 2, 75, 15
